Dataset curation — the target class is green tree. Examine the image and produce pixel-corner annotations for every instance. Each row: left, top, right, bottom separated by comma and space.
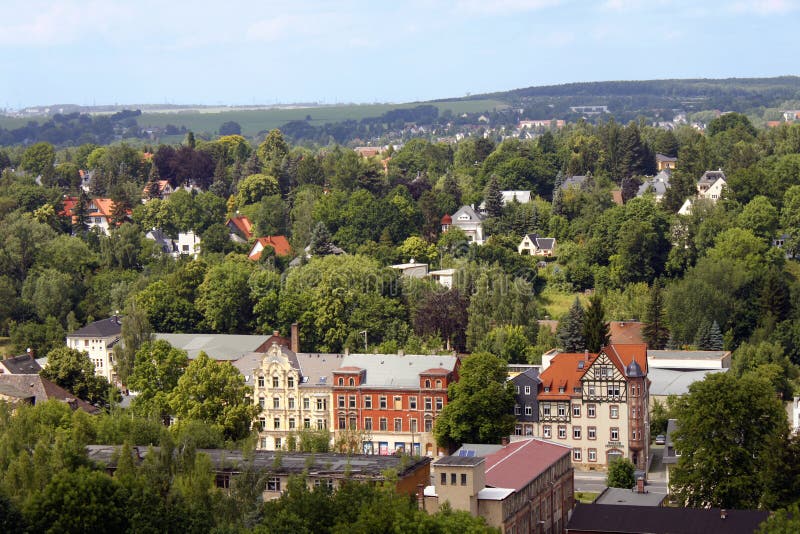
484, 175, 504, 218
758, 504, 800, 533
583, 293, 610, 352
308, 222, 335, 257
642, 280, 669, 349
168, 352, 258, 441
607, 457, 636, 489
195, 256, 254, 333
433, 352, 516, 450
128, 340, 189, 419
556, 298, 586, 352
738, 195, 779, 242
20, 142, 55, 178
478, 325, 532, 364
113, 301, 153, 386
237, 173, 279, 207
670, 372, 787, 508
40, 346, 112, 406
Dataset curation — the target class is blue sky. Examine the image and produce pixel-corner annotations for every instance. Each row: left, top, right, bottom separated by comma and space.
1, 0, 798, 108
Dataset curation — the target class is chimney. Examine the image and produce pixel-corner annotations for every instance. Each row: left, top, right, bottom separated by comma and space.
344, 347, 349, 356
501, 436, 509, 446
416, 484, 425, 510
636, 476, 645, 494
290, 323, 299, 353
584, 349, 589, 357
273, 330, 280, 337
720, 509, 727, 520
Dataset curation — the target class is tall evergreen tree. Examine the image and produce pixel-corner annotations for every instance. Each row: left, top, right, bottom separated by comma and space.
557, 298, 586, 352
583, 293, 610, 352
694, 319, 712, 350
642, 280, 670, 349
71, 189, 91, 235
707, 320, 723, 351
309, 222, 334, 257
441, 172, 462, 206
484, 175, 504, 218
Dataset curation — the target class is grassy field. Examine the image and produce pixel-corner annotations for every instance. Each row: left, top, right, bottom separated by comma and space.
0, 98, 505, 138
0, 337, 13, 358
538, 285, 586, 320
574, 491, 599, 504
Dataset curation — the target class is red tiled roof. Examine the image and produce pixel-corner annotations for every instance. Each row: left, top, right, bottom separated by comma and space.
605, 343, 648, 375
248, 235, 291, 260
609, 322, 645, 345
484, 438, 571, 491
539, 352, 588, 400
59, 196, 129, 223
441, 214, 452, 225
226, 216, 253, 240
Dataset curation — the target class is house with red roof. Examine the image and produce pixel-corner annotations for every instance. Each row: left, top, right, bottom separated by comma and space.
60, 196, 130, 235
535, 344, 649, 471
226, 215, 254, 243
248, 235, 292, 260
423, 438, 573, 533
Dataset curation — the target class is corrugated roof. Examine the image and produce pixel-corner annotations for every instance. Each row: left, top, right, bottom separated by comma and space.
483, 438, 571, 492
339, 353, 458, 388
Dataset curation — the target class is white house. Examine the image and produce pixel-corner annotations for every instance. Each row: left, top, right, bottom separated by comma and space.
697, 170, 727, 201
517, 234, 556, 256
637, 170, 671, 202
145, 229, 201, 259
427, 268, 456, 289
390, 260, 429, 279
445, 205, 486, 244
65, 316, 123, 384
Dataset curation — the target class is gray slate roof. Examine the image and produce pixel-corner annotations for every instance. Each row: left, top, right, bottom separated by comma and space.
1, 354, 42, 374
452, 204, 485, 222
68, 316, 122, 338
525, 234, 556, 250
560, 175, 588, 190
637, 170, 671, 197
698, 170, 726, 185
339, 353, 458, 388
153, 333, 272, 361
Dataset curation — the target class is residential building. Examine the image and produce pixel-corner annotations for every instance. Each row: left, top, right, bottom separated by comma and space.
250, 343, 343, 451
0, 374, 99, 413
226, 215, 254, 242
0, 352, 42, 375
247, 235, 292, 260
789, 397, 800, 434
444, 206, 486, 244
560, 175, 589, 191
424, 438, 574, 534
153, 332, 286, 362
66, 316, 122, 383
391, 260, 429, 279
655, 154, 677, 171
145, 229, 200, 258
141, 180, 175, 201
511, 367, 540, 437
60, 196, 130, 235
609, 321, 645, 345
696, 170, 727, 200
566, 503, 768, 534
517, 234, 556, 256
636, 170, 671, 202
535, 344, 650, 470
519, 119, 566, 129
427, 268, 456, 289
87, 445, 430, 499
478, 190, 532, 213
331, 352, 459, 456
647, 349, 731, 370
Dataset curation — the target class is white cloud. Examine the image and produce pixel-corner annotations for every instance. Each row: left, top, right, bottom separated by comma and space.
455, 0, 562, 15
731, 0, 798, 14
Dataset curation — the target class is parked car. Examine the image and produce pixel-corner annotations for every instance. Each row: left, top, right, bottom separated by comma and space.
655, 435, 666, 445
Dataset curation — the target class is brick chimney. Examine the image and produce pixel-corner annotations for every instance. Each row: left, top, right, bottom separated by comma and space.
501, 436, 509, 446
636, 476, 645, 494
416, 483, 425, 510
291, 323, 299, 353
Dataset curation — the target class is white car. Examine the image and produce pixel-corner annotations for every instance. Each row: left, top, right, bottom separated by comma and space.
655, 435, 666, 445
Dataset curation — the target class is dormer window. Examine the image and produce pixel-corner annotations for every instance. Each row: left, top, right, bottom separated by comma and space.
544, 387, 550, 392
558, 387, 565, 393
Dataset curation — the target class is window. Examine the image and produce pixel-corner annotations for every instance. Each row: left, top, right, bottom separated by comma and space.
588, 385, 595, 396
348, 377, 355, 386
515, 385, 520, 394
544, 387, 550, 392
379, 418, 388, 431
338, 377, 344, 386
632, 407, 638, 418
394, 418, 402, 432
303, 418, 310, 428
316, 398, 326, 411
607, 383, 621, 397
543, 404, 551, 417
610, 405, 619, 419
314, 478, 334, 489
524, 385, 531, 395
572, 404, 581, 417
364, 417, 373, 431
303, 397, 310, 410
410, 418, 417, 433
441, 472, 447, 485
588, 448, 597, 462
288, 397, 295, 409
258, 417, 266, 431
558, 425, 567, 439
316, 419, 326, 429
450, 473, 456, 485
182, 244, 189, 252
258, 376, 265, 388
338, 417, 346, 430
287, 376, 294, 388
394, 396, 402, 410
611, 427, 619, 441
559, 386, 565, 393
409, 396, 417, 410
349, 395, 356, 409
515, 405, 522, 416
587, 404, 596, 418
260, 437, 268, 449
525, 405, 533, 416
272, 376, 279, 388
543, 425, 552, 438
573, 426, 581, 439
267, 477, 281, 492
630, 384, 636, 397
94, 216, 102, 224
632, 430, 638, 440
338, 395, 345, 409
273, 397, 280, 409
515, 425, 523, 435
379, 396, 387, 409
424, 418, 432, 432
273, 418, 280, 429
588, 426, 596, 440
364, 396, 372, 409
461, 473, 467, 486
435, 398, 443, 411
557, 405, 566, 417
425, 379, 432, 388
436, 380, 443, 389
424, 397, 432, 411
349, 416, 356, 430
259, 397, 265, 409
573, 448, 582, 461
288, 418, 296, 429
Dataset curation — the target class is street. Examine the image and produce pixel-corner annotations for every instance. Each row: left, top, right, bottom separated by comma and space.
574, 444, 669, 495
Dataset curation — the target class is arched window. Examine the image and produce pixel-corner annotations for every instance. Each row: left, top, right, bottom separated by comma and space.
338, 377, 344, 386
349, 377, 355, 386
425, 379, 431, 388
436, 379, 442, 389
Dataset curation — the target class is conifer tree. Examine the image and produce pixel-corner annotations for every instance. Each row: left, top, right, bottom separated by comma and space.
694, 319, 711, 350
309, 222, 334, 257
707, 320, 723, 351
583, 293, 610, 352
484, 175, 504, 218
557, 297, 586, 352
441, 173, 462, 206
642, 280, 670, 349
71, 189, 91, 235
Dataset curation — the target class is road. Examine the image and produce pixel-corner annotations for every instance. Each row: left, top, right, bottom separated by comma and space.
574, 444, 669, 495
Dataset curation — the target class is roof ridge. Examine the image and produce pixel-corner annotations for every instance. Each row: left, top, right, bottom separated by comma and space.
485, 439, 533, 474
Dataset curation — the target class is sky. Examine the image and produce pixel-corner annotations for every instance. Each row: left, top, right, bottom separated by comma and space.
1, 0, 799, 109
